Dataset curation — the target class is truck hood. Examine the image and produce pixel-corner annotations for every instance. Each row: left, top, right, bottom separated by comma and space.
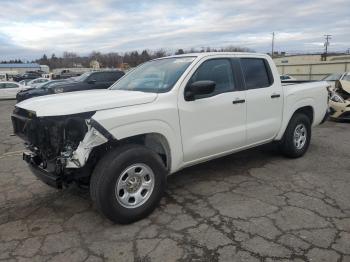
16, 89, 157, 117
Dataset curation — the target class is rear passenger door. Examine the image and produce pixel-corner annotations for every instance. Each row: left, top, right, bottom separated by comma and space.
240, 58, 283, 145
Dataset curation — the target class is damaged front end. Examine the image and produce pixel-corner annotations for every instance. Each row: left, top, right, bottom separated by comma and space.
329, 80, 350, 120
11, 108, 110, 188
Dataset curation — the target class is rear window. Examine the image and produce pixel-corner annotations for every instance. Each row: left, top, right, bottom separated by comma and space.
241, 58, 273, 89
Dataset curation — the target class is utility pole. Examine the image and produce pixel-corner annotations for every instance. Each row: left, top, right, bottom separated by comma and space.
271, 32, 275, 58
324, 34, 332, 61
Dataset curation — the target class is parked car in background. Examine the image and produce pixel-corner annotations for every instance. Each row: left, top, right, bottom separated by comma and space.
18, 79, 32, 86
13, 71, 42, 82
16, 79, 69, 102
12, 52, 329, 223
0, 81, 26, 99
15, 70, 125, 100
0, 73, 9, 81
26, 77, 50, 88
53, 69, 84, 79
280, 74, 296, 81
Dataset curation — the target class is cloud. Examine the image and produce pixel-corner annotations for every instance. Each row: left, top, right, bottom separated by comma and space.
0, 0, 349, 60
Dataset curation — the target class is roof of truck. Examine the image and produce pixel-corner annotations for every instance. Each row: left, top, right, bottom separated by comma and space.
159, 52, 267, 60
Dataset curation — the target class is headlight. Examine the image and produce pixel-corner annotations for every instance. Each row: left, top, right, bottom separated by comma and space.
330, 92, 345, 103
54, 87, 64, 94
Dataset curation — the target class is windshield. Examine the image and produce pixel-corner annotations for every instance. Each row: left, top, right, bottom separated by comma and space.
342, 74, 350, 81
323, 73, 343, 81
110, 57, 195, 93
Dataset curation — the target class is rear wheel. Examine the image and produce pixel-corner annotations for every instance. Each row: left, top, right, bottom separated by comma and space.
90, 144, 167, 224
279, 113, 311, 158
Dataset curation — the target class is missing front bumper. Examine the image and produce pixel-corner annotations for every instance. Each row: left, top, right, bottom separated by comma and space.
23, 152, 62, 189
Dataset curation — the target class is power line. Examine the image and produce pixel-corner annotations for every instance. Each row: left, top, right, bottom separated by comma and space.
323, 34, 332, 61
271, 32, 275, 58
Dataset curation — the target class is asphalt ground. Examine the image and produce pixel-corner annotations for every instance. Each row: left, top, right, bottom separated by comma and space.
0, 99, 350, 261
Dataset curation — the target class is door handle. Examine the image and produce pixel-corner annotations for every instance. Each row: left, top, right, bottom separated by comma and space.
271, 93, 281, 99
232, 98, 245, 104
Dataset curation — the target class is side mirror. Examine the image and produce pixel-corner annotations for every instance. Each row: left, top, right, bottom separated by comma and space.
88, 79, 96, 84
184, 80, 216, 101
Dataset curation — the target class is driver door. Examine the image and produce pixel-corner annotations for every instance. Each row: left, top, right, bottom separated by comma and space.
178, 58, 247, 163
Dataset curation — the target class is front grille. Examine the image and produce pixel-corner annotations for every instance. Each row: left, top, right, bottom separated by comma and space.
12, 115, 25, 134
12, 108, 65, 160
12, 113, 33, 141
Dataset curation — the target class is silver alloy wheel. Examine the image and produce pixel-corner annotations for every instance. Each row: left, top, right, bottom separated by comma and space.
293, 123, 307, 150
115, 163, 155, 208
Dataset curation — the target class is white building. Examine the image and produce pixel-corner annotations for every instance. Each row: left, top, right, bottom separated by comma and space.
0, 63, 42, 75
274, 54, 350, 80
274, 54, 350, 65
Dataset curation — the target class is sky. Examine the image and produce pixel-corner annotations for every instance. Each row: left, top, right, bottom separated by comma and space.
0, 0, 349, 60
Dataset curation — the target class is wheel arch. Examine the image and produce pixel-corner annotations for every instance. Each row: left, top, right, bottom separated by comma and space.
293, 106, 314, 124
111, 120, 183, 171
276, 104, 314, 140
117, 133, 172, 171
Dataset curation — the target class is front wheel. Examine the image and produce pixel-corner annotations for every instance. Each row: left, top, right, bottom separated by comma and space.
279, 113, 311, 158
90, 145, 167, 224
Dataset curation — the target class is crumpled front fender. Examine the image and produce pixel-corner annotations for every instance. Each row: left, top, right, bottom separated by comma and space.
65, 126, 108, 168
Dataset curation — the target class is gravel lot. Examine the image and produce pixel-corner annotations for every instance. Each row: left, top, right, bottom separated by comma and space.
1, 99, 350, 262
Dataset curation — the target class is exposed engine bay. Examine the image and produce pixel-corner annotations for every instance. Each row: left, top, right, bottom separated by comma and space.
11, 108, 109, 188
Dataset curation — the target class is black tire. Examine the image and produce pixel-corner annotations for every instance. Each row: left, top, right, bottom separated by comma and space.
279, 113, 311, 158
90, 144, 167, 224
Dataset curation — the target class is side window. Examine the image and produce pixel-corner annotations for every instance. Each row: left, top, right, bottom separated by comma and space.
91, 73, 107, 82
188, 59, 235, 97
106, 72, 123, 81
5, 83, 19, 88
241, 58, 273, 89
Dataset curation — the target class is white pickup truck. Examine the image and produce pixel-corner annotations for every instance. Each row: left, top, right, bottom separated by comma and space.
12, 52, 329, 223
